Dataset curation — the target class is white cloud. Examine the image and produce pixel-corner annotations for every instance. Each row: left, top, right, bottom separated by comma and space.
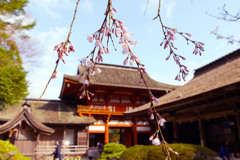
31, 0, 74, 18
24, 26, 69, 99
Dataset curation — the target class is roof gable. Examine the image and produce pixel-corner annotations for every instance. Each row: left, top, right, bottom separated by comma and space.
0, 105, 54, 135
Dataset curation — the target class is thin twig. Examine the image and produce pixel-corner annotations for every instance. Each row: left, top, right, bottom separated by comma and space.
34, 0, 81, 107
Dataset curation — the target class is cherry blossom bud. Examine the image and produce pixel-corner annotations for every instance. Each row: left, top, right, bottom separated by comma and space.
186, 33, 191, 37
105, 26, 110, 37
158, 118, 166, 127
54, 45, 59, 51
113, 8, 117, 12
118, 20, 124, 24
103, 46, 110, 54
199, 42, 205, 46
172, 28, 178, 34
129, 59, 134, 65
150, 113, 154, 120
87, 34, 94, 43
152, 137, 161, 146
69, 45, 75, 52
123, 58, 128, 65
149, 135, 154, 141
100, 27, 104, 33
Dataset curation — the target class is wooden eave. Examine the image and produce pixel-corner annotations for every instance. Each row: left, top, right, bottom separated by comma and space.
0, 107, 55, 135
124, 81, 240, 119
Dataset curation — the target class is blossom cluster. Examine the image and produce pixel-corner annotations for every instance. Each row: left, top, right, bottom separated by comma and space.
79, 4, 140, 100
160, 27, 205, 81
54, 41, 75, 65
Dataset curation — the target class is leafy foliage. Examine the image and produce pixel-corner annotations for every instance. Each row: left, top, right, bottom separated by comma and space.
120, 144, 218, 160
0, 0, 35, 107
0, 140, 31, 160
98, 143, 126, 160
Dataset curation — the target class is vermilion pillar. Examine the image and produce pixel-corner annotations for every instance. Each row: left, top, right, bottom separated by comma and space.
132, 120, 138, 145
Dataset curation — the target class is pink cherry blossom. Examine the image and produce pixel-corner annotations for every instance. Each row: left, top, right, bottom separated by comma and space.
158, 118, 166, 126
95, 40, 102, 47
87, 34, 94, 43
123, 32, 133, 41
122, 43, 129, 54
129, 40, 137, 48
152, 137, 161, 146
115, 27, 121, 37
82, 79, 89, 85
121, 26, 127, 32
119, 37, 125, 44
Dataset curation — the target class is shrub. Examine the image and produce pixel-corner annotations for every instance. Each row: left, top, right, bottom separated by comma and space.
98, 143, 126, 160
0, 140, 31, 160
120, 143, 218, 160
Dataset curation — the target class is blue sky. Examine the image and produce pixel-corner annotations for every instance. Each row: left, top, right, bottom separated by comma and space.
23, 0, 240, 100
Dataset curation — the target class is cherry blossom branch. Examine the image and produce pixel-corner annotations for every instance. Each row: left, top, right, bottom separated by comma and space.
153, 0, 205, 81
211, 27, 240, 45
34, 0, 80, 107
124, 45, 177, 159
207, 4, 240, 22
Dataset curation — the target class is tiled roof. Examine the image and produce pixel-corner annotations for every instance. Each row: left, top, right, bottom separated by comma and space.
125, 49, 240, 114
66, 63, 177, 90
0, 99, 95, 125
0, 105, 54, 135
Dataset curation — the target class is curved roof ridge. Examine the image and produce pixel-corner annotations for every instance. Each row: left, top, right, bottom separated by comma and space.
0, 107, 54, 135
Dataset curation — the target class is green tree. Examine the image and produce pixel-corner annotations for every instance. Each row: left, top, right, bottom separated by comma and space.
0, 0, 36, 107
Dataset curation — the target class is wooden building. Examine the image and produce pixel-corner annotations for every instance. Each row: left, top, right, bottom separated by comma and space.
59, 64, 176, 147
125, 49, 240, 153
0, 64, 176, 158
0, 100, 95, 159
2, 49, 238, 158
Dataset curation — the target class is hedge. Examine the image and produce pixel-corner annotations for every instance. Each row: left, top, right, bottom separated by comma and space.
98, 143, 126, 160
0, 140, 31, 160
120, 143, 218, 160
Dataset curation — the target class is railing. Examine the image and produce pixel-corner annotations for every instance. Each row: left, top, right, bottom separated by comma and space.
35, 145, 88, 155
77, 105, 125, 116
